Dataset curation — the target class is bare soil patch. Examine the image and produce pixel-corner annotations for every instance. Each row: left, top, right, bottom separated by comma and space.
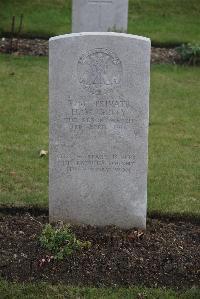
0, 37, 181, 64
0, 213, 199, 289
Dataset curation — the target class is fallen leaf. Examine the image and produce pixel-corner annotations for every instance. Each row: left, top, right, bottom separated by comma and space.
137, 230, 144, 238
39, 150, 48, 157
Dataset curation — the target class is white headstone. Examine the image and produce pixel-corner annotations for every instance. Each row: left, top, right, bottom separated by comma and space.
49, 32, 151, 229
72, 0, 129, 33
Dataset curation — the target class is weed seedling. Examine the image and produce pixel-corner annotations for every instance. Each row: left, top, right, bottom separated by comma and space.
39, 223, 91, 260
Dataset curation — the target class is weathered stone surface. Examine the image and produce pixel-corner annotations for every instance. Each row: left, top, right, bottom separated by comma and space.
72, 0, 129, 33
49, 32, 151, 229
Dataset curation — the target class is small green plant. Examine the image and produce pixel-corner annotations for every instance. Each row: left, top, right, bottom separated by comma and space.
39, 224, 91, 260
176, 43, 200, 65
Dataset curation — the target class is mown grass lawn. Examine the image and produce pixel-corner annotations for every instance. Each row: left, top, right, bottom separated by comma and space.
0, 0, 200, 45
0, 53, 199, 216
0, 54, 48, 207
0, 279, 199, 299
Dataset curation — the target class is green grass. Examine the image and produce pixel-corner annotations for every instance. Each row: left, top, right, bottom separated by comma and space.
0, 0, 200, 44
128, 0, 200, 45
0, 54, 199, 216
0, 280, 199, 299
148, 64, 200, 215
0, 54, 48, 206
0, 0, 71, 39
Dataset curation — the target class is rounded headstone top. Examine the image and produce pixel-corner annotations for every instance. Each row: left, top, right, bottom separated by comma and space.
49, 32, 151, 44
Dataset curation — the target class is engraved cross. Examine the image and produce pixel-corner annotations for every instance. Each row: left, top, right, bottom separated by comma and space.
88, 0, 113, 29
89, 54, 111, 84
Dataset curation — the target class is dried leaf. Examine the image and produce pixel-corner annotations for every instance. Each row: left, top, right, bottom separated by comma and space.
39, 150, 48, 157
137, 230, 144, 238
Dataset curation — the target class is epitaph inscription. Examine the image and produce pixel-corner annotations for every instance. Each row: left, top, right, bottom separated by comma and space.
53, 151, 136, 181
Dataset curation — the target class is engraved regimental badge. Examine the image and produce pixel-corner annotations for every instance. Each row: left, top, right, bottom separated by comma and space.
77, 48, 122, 95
